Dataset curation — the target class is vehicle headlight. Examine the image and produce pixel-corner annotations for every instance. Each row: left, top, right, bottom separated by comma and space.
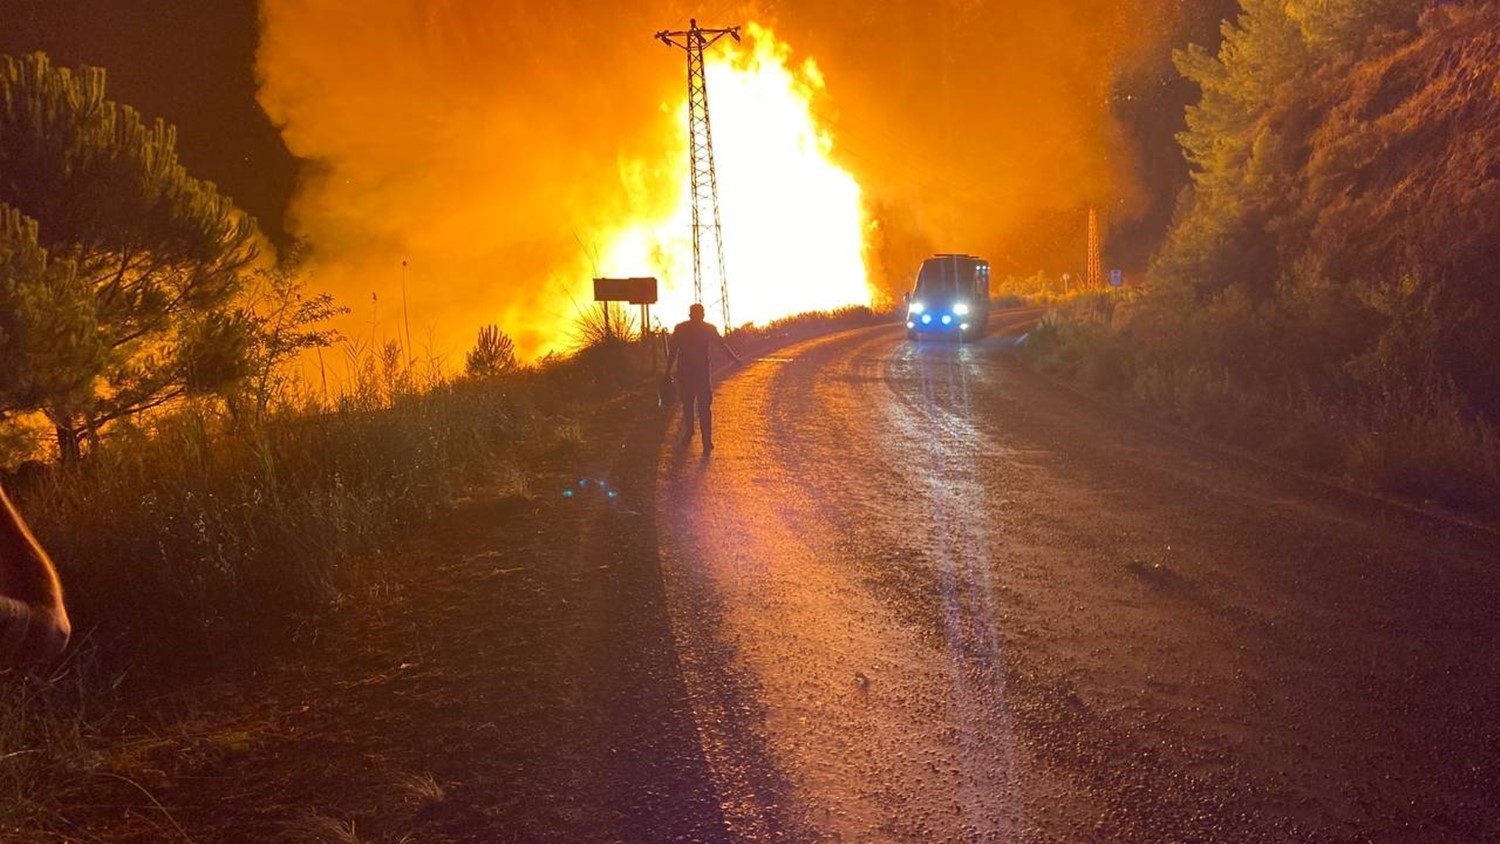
908, 301, 925, 314
953, 302, 971, 316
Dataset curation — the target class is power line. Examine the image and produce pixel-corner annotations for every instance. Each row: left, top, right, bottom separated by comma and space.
655, 19, 740, 328
1087, 206, 1102, 288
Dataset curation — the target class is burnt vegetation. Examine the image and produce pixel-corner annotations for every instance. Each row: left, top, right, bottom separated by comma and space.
1029, 1, 1500, 513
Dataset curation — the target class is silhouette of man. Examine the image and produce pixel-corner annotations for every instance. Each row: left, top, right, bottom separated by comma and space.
666, 303, 741, 452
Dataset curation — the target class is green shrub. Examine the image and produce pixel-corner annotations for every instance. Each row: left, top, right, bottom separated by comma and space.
18, 375, 537, 662
1030, 283, 1500, 515
1022, 292, 1133, 391
1342, 389, 1500, 512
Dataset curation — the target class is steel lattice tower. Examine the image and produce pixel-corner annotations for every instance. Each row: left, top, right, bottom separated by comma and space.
1086, 206, 1102, 289
656, 19, 740, 328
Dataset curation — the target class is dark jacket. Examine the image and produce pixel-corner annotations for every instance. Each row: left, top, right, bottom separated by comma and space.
669, 319, 733, 384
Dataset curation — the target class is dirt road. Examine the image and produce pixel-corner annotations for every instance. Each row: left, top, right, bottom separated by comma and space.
656, 318, 1500, 841
56, 314, 1499, 842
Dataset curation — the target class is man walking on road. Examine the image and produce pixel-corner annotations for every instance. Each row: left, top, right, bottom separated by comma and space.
666, 303, 741, 453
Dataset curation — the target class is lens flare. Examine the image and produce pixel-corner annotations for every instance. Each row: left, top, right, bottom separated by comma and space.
599, 24, 871, 330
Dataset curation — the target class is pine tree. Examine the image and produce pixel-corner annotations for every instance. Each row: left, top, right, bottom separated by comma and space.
0, 206, 103, 420
466, 325, 519, 377
1157, 0, 1424, 304
1161, 0, 1315, 302
0, 53, 260, 458
1140, 0, 1500, 416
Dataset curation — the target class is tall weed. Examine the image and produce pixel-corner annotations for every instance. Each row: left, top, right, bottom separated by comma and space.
18, 376, 537, 662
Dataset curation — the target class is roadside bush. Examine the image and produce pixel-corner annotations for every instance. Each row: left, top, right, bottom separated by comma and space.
1073, 2, 1500, 514
17, 373, 538, 664
1029, 287, 1500, 514
995, 270, 1069, 300
1130, 364, 1275, 445
1022, 293, 1132, 391
2, 300, 888, 670
1342, 387, 1500, 513
465, 325, 519, 377
728, 304, 886, 350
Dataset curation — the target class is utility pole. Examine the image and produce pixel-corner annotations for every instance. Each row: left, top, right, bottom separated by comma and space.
655, 19, 740, 328
1086, 206, 1102, 290
400, 259, 414, 370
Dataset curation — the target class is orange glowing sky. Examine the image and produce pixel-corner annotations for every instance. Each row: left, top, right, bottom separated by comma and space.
255, 1, 1177, 361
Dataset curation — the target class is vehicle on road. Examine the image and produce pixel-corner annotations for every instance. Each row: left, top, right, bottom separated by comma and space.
904, 254, 991, 342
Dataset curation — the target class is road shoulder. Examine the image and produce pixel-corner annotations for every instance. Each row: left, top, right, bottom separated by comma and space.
53, 393, 722, 842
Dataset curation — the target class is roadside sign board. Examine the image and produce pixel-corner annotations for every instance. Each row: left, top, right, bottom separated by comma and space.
1109, 269, 1124, 288
593, 277, 658, 305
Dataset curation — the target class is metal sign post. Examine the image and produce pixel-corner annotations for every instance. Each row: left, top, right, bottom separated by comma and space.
593, 277, 661, 369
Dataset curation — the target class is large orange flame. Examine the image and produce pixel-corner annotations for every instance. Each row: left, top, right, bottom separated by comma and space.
597, 23, 871, 331
256, 2, 1176, 365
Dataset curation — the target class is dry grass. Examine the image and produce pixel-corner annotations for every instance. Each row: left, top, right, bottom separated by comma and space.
0, 302, 884, 839
283, 812, 370, 844
395, 770, 445, 810
726, 304, 886, 348
18, 374, 539, 662
1025, 293, 1500, 515
0, 638, 121, 837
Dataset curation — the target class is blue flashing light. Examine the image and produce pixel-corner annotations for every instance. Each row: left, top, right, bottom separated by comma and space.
921, 314, 933, 325
941, 314, 953, 326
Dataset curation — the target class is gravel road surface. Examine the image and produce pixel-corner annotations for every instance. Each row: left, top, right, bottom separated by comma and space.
656, 316, 1500, 842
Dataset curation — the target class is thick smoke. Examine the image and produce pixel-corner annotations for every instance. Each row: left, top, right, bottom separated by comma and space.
762, 0, 1179, 286
256, 0, 1176, 358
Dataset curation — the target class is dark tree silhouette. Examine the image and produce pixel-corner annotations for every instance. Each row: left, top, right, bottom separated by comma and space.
0, 53, 259, 459
0, 206, 103, 422
1134, 0, 1500, 413
234, 254, 347, 423
466, 325, 519, 377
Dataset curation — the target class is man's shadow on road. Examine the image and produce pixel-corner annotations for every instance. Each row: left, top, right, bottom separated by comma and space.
664, 431, 715, 481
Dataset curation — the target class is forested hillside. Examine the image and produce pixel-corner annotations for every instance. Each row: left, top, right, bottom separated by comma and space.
1035, 1, 1500, 510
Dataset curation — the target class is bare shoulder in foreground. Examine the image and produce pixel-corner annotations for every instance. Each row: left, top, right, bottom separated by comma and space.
0, 483, 70, 666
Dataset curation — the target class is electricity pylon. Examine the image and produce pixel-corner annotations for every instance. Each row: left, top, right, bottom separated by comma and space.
655, 19, 740, 328
1086, 206, 1103, 290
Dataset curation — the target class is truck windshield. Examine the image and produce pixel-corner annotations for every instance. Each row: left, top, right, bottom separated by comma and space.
915, 261, 964, 301
915, 277, 958, 300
